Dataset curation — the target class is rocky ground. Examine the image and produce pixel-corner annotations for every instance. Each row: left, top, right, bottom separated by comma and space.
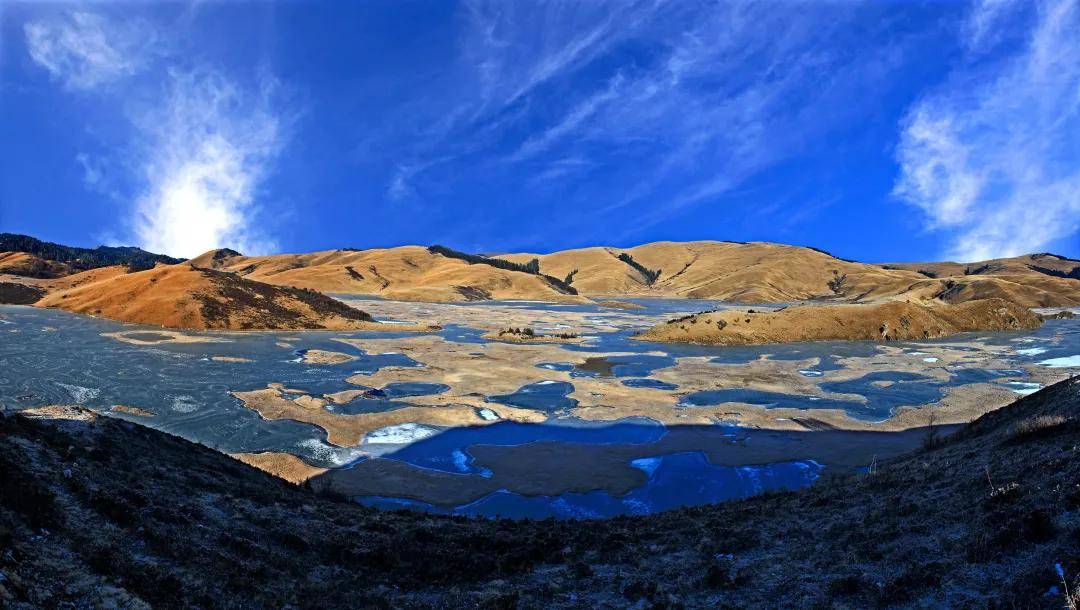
1, 377, 1078, 608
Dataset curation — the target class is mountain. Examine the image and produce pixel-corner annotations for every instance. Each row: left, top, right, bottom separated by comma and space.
883, 253, 1080, 306
0, 233, 183, 273
34, 263, 381, 330
188, 245, 590, 303
185, 240, 1080, 307
499, 241, 1080, 306
6, 235, 1080, 308
2, 378, 1077, 607
635, 298, 1045, 345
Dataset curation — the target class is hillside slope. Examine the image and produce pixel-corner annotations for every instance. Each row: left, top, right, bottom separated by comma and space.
0, 252, 73, 279
885, 253, 1080, 307
190, 246, 588, 303
501, 241, 1080, 306
2, 378, 1077, 607
34, 263, 382, 330
635, 298, 1045, 345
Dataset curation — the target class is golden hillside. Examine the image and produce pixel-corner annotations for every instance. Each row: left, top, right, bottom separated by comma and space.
499, 241, 933, 302
499, 241, 1080, 306
189, 246, 589, 303
0, 251, 72, 279
35, 263, 383, 331
882, 253, 1080, 307
13, 240, 1080, 308
634, 298, 1044, 346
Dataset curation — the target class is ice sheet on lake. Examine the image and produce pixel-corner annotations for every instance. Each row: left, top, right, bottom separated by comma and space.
630, 456, 662, 478
1003, 382, 1042, 396
55, 382, 99, 404
364, 422, 439, 444
1038, 355, 1080, 368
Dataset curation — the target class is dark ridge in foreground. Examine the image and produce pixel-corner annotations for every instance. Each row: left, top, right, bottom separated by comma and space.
2, 379, 1079, 608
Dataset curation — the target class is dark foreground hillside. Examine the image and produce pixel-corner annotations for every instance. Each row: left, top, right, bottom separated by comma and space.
1, 379, 1079, 608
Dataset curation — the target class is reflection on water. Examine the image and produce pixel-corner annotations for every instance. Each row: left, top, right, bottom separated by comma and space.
376, 418, 666, 474
358, 453, 824, 519
486, 381, 578, 413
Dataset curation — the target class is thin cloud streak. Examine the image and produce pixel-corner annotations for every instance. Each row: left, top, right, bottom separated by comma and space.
24, 12, 155, 90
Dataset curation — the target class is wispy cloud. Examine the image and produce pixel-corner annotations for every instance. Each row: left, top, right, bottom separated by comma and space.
24, 10, 288, 258
895, 0, 1080, 261
24, 12, 155, 90
134, 69, 286, 258
381, 0, 904, 242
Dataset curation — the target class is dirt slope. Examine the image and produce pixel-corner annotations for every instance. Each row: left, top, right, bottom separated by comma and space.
2, 378, 1078, 608
34, 263, 381, 330
635, 298, 1044, 345
192, 246, 589, 303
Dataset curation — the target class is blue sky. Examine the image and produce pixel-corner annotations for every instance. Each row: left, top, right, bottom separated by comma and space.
1, 0, 1077, 262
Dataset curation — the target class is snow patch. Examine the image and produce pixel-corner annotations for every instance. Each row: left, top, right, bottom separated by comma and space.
1016, 347, 1048, 356
477, 408, 499, 421
922, 357, 939, 363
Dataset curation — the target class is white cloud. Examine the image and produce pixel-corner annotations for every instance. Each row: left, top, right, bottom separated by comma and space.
24, 12, 153, 90
895, 0, 1080, 261
134, 69, 285, 258
25, 11, 287, 258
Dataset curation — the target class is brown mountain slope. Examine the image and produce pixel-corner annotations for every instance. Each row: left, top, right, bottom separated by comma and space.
2, 379, 1077, 607
34, 264, 383, 330
884, 253, 1080, 307
193, 246, 589, 303
0, 252, 73, 279
635, 298, 1044, 346
500, 241, 937, 302
501, 241, 1080, 306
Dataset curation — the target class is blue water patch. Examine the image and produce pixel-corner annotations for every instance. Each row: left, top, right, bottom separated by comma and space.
437, 324, 489, 344
380, 382, 450, 398
326, 398, 407, 415
569, 354, 675, 378
622, 378, 678, 390
681, 371, 947, 421
380, 418, 666, 474
486, 381, 578, 413
358, 452, 823, 519
681, 388, 859, 412
818, 371, 945, 420
949, 368, 1026, 384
